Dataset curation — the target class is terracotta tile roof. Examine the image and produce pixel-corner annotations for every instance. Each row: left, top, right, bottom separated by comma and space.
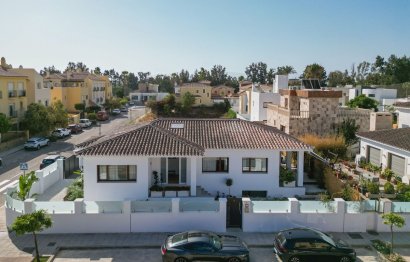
153, 119, 310, 150
77, 119, 310, 156
77, 124, 204, 156
0, 68, 27, 77
357, 128, 410, 152
394, 102, 410, 108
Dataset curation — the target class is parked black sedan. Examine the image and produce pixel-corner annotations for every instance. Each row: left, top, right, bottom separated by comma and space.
161, 231, 249, 262
273, 227, 356, 262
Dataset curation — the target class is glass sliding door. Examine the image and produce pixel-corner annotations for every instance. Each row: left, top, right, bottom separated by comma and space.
160, 157, 188, 184
168, 158, 180, 184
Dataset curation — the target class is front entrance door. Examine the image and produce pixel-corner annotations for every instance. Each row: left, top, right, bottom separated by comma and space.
227, 197, 242, 228
168, 158, 180, 184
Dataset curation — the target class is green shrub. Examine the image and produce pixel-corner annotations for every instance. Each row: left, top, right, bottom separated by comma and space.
64, 174, 83, 201
382, 168, 395, 181
280, 167, 295, 183
384, 182, 395, 194
223, 109, 237, 119
87, 112, 97, 121
367, 182, 380, 194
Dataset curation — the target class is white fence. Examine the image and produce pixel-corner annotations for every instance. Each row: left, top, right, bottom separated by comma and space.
5, 197, 227, 233
242, 198, 410, 233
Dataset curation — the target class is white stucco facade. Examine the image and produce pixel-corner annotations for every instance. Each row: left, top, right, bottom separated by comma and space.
250, 91, 280, 122
396, 107, 410, 128
81, 149, 307, 201
358, 138, 410, 183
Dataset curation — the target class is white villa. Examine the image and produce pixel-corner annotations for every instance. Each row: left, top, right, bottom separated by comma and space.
77, 119, 311, 201
357, 128, 410, 184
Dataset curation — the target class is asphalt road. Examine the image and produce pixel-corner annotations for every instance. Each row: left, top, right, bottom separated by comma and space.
0, 114, 131, 206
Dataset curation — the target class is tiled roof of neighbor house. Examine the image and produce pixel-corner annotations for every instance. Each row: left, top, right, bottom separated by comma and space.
357, 128, 410, 152
394, 102, 410, 108
0, 68, 27, 77
77, 119, 310, 156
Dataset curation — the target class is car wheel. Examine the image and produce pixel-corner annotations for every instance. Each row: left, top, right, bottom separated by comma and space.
339, 256, 351, 262
174, 257, 188, 262
289, 256, 301, 262
228, 257, 241, 262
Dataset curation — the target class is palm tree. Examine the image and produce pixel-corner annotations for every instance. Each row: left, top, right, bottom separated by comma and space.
11, 171, 38, 200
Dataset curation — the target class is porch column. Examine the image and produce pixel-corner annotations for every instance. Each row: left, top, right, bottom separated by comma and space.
286, 151, 292, 169
297, 151, 304, 187
190, 157, 197, 196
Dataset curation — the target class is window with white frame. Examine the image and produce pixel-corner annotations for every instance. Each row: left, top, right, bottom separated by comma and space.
97, 165, 137, 182
202, 157, 229, 172
242, 158, 267, 173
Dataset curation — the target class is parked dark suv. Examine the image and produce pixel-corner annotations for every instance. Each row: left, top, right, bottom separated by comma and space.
273, 228, 356, 262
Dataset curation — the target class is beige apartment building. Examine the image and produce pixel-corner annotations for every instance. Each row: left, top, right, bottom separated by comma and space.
267, 89, 392, 138
178, 83, 213, 106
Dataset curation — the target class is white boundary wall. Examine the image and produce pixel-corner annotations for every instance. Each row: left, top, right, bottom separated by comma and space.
242, 198, 410, 233
5, 198, 227, 234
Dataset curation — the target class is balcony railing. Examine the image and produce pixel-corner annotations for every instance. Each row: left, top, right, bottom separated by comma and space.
18, 90, 26, 97
9, 110, 18, 118
289, 110, 310, 119
8, 91, 17, 98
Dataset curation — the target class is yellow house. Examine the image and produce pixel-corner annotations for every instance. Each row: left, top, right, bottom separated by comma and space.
9, 68, 49, 106
0, 67, 29, 128
179, 83, 213, 106
48, 71, 112, 113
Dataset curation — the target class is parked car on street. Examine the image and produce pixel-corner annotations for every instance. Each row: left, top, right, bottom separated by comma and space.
273, 228, 356, 262
161, 231, 249, 262
112, 108, 121, 115
96, 111, 109, 121
40, 155, 65, 169
120, 106, 128, 112
24, 137, 50, 150
79, 118, 92, 128
67, 124, 83, 134
52, 128, 71, 138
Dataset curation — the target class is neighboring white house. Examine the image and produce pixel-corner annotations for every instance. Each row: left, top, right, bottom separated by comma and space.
357, 128, 410, 184
238, 75, 288, 121
129, 83, 168, 105
349, 87, 397, 111
77, 119, 311, 201
394, 102, 410, 128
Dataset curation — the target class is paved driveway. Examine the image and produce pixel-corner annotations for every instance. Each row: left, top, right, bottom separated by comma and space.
53, 247, 384, 262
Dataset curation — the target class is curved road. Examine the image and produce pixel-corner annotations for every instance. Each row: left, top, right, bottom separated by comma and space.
0, 114, 131, 206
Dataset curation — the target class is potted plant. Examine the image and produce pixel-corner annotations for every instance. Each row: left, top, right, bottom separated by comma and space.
383, 182, 396, 198
366, 182, 380, 199
226, 178, 233, 196
392, 174, 402, 185
280, 167, 295, 187
150, 171, 163, 197
177, 186, 190, 197
382, 168, 394, 182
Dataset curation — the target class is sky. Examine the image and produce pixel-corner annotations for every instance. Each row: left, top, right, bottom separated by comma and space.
1, 0, 409, 78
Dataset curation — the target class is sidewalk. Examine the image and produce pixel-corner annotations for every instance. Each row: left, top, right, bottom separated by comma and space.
1, 223, 410, 260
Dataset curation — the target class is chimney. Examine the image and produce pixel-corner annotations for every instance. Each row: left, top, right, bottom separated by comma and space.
1, 57, 6, 67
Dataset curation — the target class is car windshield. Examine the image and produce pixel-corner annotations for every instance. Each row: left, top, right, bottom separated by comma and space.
27, 139, 36, 143
172, 232, 188, 244
318, 231, 336, 246
42, 159, 55, 164
210, 235, 222, 250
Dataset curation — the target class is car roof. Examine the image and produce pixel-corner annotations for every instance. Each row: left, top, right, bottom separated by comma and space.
170, 231, 212, 247
43, 155, 61, 160
80, 119, 89, 121
279, 228, 325, 240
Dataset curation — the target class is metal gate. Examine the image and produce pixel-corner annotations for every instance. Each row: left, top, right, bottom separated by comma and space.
63, 155, 80, 179
226, 197, 242, 228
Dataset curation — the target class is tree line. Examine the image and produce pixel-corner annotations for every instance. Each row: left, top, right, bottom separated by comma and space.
39, 54, 410, 97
